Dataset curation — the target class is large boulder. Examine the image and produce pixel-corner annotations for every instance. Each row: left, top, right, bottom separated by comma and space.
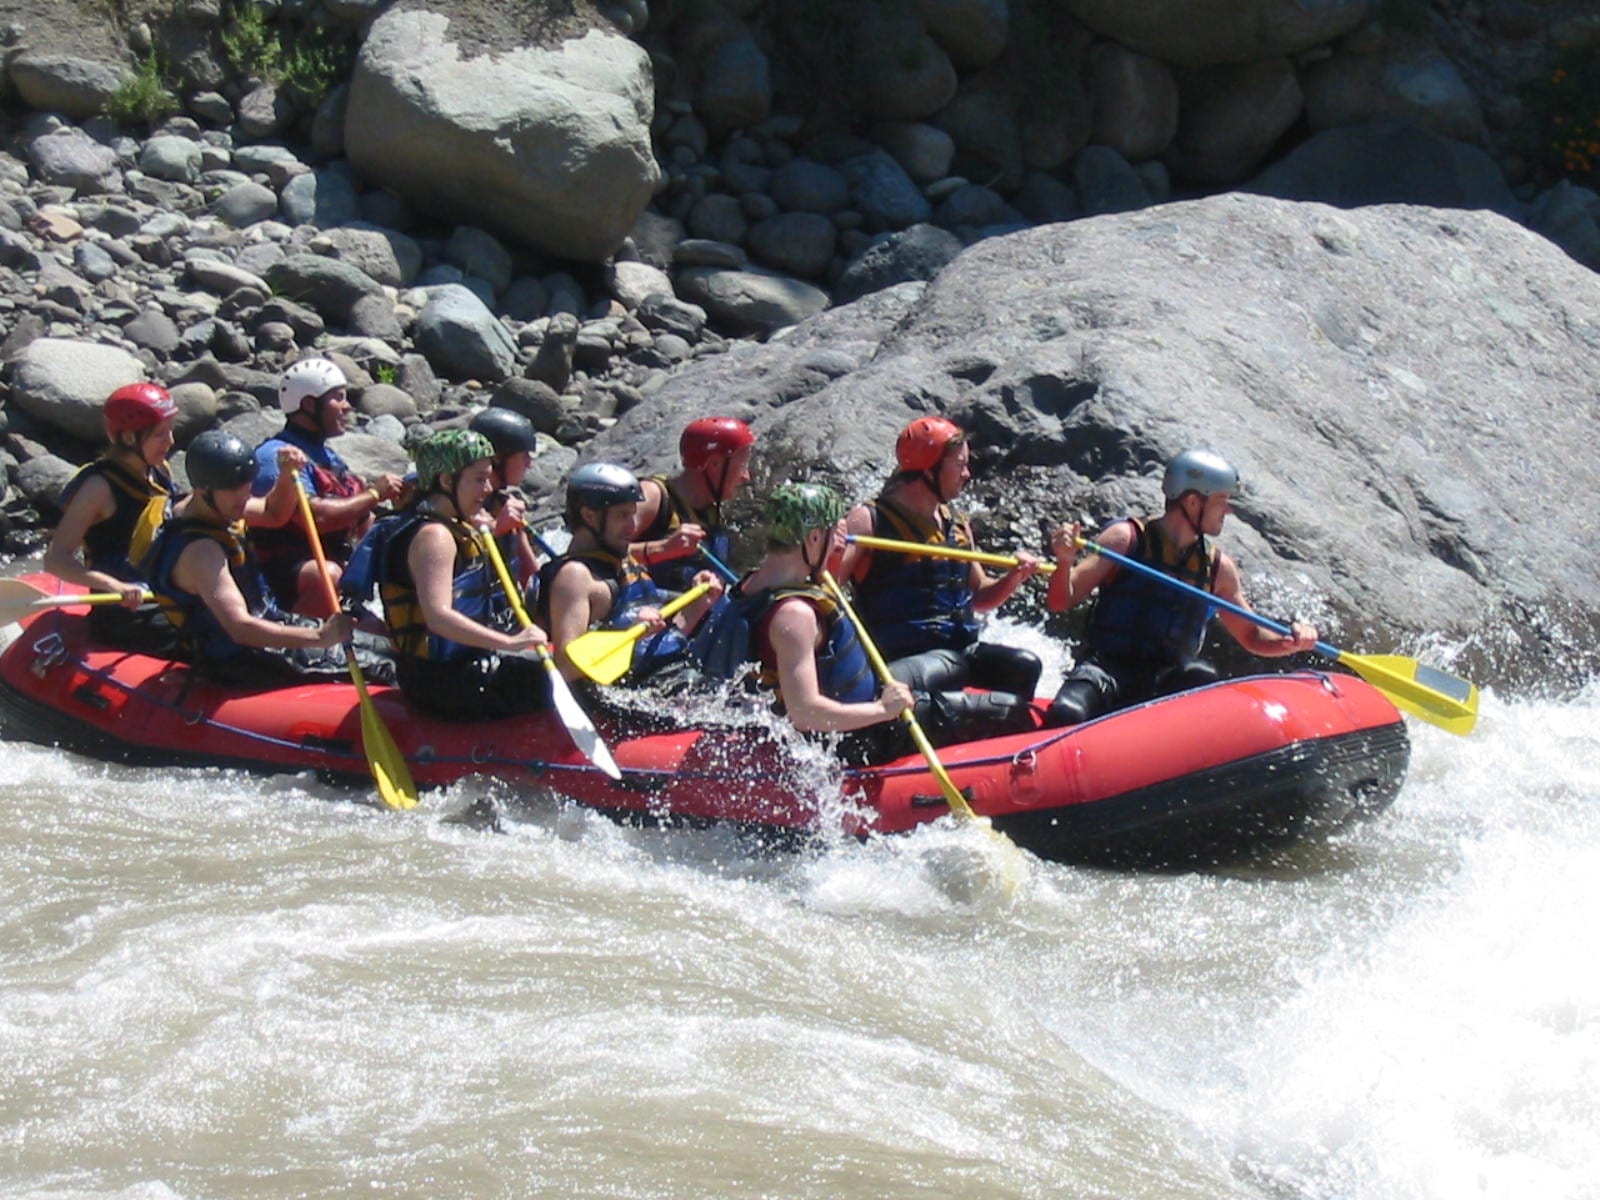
10, 338, 144, 442
588, 194, 1600, 692
1063, 0, 1369, 69
345, 11, 658, 262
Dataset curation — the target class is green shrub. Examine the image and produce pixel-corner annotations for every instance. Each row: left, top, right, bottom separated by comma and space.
221, 0, 284, 80
106, 52, 178, 127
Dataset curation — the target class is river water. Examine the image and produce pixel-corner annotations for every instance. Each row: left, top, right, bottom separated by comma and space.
2, 615, 1596, 1199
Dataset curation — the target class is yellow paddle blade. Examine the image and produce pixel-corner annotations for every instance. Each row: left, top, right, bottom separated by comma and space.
1340, 651, 1479, 736
347, 645, 420, 810
563, 583, 712, 685
566, 626, 644, 685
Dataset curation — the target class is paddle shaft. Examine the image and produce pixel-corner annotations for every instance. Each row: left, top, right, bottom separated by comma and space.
0, 579, 153, 624
847, 534, 1058, 576
817, 570, 977, 822
294, 478, 418, 809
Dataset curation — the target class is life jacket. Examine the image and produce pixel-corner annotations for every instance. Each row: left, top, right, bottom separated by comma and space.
372, 511, 498, 663
1085, 518, 1219, 667
852, 497, 980, 659
58, 456, 175, 581
638, 474, 731, 591
750, 585, 877, 709
250, 425, 366, 569
537, 545, 687, 680
145, 512, 282, 664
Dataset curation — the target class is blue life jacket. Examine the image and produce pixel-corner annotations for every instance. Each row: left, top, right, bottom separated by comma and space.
538, 546, 688, 681
694, 579, 874, 706
372, 511, 499, 663
58, 456, 175, 581
638, 475, 731, 592
1086, 518, 1218, 667
853, 497, 980, 659
146, 513, 283, 665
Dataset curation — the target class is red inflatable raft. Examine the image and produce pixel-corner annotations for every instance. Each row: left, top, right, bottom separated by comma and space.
0, 576, 1409, 868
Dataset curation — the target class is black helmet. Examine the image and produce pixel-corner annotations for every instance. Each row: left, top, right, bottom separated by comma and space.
469, 406, 538, 457
565, 462, 644, 519
186, 430, 258, 490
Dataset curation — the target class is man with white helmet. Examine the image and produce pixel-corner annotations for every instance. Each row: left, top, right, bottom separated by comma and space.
251, 357, 405, 617
1042, 448, 1318, 726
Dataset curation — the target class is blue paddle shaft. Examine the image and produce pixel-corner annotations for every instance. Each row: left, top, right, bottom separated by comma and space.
1078, 538, 1338, 659
698, 546, 739, 582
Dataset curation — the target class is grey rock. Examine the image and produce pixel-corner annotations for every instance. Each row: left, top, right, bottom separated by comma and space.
1074, 145, 1153, 216
238, 83, 294, 140
232, 144, 310, 188
834, 223, 964, 304
688, 193, 749, 245
489, 378, 569, 436
1169, 57, 1304, 185
11, 337, 145, 441
502, 276, 550, 322
190, 91, 235, 126
212, 180, 279, 227
1064, 0, 1368, 69
122, 307, 182, 354
637, 293, 708, 341
697, 34, 771, 132
871, 121, 956, 185
263, 254, 384, 323
139, 136, 203, 183
1245, 119, 1524, 218
14, 454, 79, 510
626, 209, 686, 271
347, 292, 404, 342
1089, 43, 1179, 163
346, 14, 658, 262
443, 226, 513, 296
9, 54, 124, 119
839, 150, 933, 232
280, 162, 362, 228
527, 311, 580, 391
747, 211, 836, 279
25, 127, 121, 194
769, 159, 850, 214
414, 283, 518, 382
675, 265, 830, 334
607, 260, 674, 310
355, 382, 418, 420
73, 241, 119, 283
186, 256, 270, 297
318, 224, 422, 287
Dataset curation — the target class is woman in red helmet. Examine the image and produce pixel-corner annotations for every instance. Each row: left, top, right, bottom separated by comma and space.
839, 415, 1045, 718
45, 383, 184, 650
630, 416, 755, 590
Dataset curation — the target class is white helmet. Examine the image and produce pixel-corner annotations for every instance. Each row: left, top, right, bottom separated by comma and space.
278, 357, 347, 414
1162, 449, 1239, 501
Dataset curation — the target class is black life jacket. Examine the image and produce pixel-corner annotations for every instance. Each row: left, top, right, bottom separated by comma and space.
1085, 518, 1218, 667
536, 546, 687, 680
638, 474, 732, 591
58, 455, 176, 581
852, 496, 980, 659
145, 513, 281, 664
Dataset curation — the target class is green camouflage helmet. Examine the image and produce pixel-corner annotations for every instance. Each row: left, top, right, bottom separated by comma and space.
416, 429, 494, 491
766, 482, 844, 546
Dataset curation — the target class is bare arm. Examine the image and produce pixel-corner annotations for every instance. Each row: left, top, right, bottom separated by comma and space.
44, 475, 144, 605
628, 478, 704, 566
175, 538, 347, 651
769, 598, 912, 733
547, 561, 607, 679
1046, 520, 1131, 612
1212, 552, 1318, 657
837, 502, 876, 584
409, 523, 547, 653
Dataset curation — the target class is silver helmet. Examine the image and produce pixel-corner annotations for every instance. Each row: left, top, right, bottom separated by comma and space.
1162, 449, 1239, 501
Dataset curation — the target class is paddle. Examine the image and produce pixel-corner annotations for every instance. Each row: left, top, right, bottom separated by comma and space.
477, 530, 622, 780
697, 545, 739, 582
0, 578, 153, 625
293, 477, 419, 810
849, 532, 1479, 736
564, 582, 712, 685
816, 568, 1025, 873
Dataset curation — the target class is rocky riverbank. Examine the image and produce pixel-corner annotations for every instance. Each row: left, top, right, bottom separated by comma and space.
1, 0, 1598, 692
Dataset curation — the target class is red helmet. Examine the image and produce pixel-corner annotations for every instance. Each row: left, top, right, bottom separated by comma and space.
680, 417, 755, 470
895, 416, 965, 473
104, 383, 178, 439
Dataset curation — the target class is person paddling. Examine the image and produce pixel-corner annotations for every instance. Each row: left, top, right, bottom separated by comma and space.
251, 357, 404, 618
468, 406, 543, 602
697, 482, 1036, 761
1043, 449, 1318, 726
371, 430, 554, 722
144, 430, 362, 686
539, 463, 722, 684
691, 482, 913, 749
630, 417, 755, 590
45, 383, 181, 651
838, 416, 1043, 703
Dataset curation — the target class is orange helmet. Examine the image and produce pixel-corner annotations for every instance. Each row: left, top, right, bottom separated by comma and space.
104, 383, 178, 439
680, 417, 755, 469
895, 416, 965, 473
